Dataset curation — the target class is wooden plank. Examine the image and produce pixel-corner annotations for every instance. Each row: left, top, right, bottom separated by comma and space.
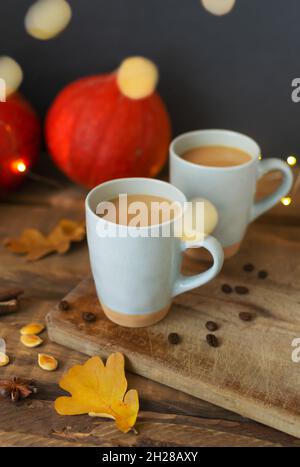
3, 298, 297, 447
47, 218, 300, 439
1, 172, 300, 446
0, 401, 289, 447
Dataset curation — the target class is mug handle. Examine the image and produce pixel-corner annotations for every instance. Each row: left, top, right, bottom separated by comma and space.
250, 159, 293, 222
172, 236, 224, 297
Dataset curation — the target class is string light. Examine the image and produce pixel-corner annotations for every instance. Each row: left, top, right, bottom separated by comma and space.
7, 158, 62, 188
287, 155, 297, 166
281, 196, 292, 206
10, 159, 27, 174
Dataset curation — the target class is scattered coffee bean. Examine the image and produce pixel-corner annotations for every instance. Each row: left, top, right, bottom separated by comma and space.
168, 332, 180, 345
59, 300, 70, 311
258, 270, 268, 279
206, 334, 219, 348
239, 312, 252, 322
243, 263, 254, 272
221, 284, 233, 294
205, 321, 218, 332
235, 286, 249, 295
82, 312, 96, 322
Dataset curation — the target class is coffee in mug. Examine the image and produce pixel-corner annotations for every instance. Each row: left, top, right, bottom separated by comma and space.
182, 145, 252, 168
98, 194, 176, 226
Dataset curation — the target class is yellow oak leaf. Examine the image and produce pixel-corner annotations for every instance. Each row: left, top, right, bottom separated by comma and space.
47, 220, 85, 254
4, 228, 52, 261
4, 220, 85, 261
54, 353, 139, 434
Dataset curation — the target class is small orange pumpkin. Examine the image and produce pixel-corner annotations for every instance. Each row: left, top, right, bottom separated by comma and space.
46, 57, 172, 188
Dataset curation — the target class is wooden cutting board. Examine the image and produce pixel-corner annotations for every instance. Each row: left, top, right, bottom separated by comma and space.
46, 219, 300, 439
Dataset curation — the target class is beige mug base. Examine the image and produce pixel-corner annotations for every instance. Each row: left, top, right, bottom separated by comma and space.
223, 242, 242, 259
187, 242, 241, 261
100, 301, 171, 328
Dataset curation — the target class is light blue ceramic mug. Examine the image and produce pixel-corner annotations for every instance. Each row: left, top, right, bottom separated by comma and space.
86, 178, 224, 328
170, 129, 293, 258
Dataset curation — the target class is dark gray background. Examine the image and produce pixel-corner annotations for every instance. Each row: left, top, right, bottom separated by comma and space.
2, 0, 300, 158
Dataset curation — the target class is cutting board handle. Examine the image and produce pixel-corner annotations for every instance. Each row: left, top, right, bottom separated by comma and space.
172, 235, 224, 297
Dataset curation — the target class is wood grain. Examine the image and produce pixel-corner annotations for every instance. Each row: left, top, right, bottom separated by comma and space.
0, 172, 299, 447
46, 216, 300, 439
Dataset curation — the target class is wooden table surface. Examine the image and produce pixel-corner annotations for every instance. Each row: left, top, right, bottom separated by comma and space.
0, 171, 299, 447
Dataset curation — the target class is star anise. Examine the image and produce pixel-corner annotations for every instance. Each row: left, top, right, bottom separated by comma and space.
0, 377, 38, 403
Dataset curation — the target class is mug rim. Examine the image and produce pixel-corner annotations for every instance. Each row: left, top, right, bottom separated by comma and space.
170, 129, 261, 172
85, 177, 188, 231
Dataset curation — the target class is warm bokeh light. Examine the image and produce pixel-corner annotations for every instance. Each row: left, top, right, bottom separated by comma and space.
287, 155, 297, 166
10, 159, 27, 174
281, 196, 292, 206
258, 155, 262, 160
201, 0, 236, 16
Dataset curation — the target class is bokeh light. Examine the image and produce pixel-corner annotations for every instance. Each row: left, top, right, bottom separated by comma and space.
287, 155, 297, 166
281, 196, 292, 206
10, 159, 27, 174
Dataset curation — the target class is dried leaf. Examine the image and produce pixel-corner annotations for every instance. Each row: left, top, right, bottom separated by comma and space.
4, 229, 51, 261
55, 353, 139, 433
4, 220, 85, 261
47, 220, 85, 254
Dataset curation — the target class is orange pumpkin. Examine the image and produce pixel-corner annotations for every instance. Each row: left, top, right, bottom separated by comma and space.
46, 57, 171, 188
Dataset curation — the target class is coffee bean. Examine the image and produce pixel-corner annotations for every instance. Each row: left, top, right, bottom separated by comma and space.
243, 263, 254, 272
206, 334, 219, 348
221, 284, 233, 294
205, 321, 218, 332
168, 333, 180, 345
235, 286, 249, 295
258, 270, 268, 279
239, 312, 252, 322
82, 312, 96, 322
59, 300, 70, 311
